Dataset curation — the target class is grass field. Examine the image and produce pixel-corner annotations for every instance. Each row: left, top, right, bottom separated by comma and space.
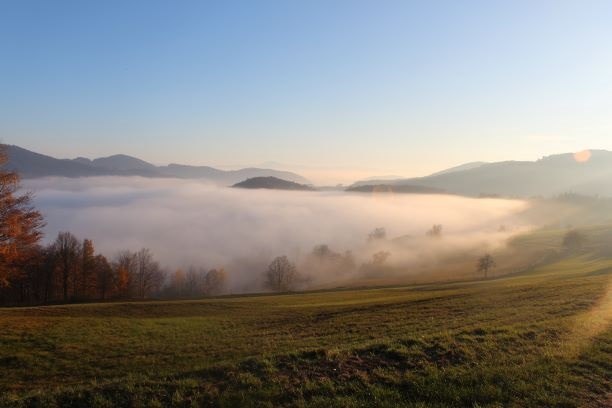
1, 235, 611, 406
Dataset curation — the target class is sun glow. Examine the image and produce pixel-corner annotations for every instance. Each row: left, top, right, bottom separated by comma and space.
573, 150, 592, 163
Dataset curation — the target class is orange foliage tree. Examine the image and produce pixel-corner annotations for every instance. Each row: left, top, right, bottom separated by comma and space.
0, 147, 45, 288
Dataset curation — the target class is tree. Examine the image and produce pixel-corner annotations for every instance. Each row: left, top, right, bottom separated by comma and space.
265, 256, 297, 292
477, 254, 495, 279
312, 244, 333, 258
426, 224, 443, 238
79, 238, 96, 299
94, 254, 113, 300
204, 268, 227, 295
52, 232, 81, 302
372, 251, 391, 265
562, 230, 585, 253
134, 248, 163, 298
367, 227, 386, 243
0, 147, 45, 288
169, 268, 186, 297
186, 266, 205, 297
114, 251, 136, 298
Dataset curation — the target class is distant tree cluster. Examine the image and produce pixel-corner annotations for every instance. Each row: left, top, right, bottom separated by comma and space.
165, 267, 227, 297
1, 227, 231, 306
426, 224, 443, 238
367, 227, 387, 242
303, 244, 355, 277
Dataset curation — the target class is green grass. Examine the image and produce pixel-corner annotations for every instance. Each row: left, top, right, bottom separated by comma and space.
1, 254, 611, 407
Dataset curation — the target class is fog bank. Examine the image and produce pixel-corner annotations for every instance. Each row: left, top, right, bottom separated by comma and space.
23, 177, 530, 291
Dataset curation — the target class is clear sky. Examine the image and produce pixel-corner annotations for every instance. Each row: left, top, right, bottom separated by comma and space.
2, 0, 612, 180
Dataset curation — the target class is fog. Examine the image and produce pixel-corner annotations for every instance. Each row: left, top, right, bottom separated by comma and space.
23, 177, 531, 292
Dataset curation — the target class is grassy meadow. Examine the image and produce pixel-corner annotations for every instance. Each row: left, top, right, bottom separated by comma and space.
1, 228, 611, 407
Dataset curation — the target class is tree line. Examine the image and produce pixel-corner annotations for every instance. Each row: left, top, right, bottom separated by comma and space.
0, 228, 229, 306
0, 149, 228, 306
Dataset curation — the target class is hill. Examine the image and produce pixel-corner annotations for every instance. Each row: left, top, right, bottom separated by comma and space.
428, 161, 487, 176
232, 176, 314, 190
346, 184, 447, 194
4, 145, 309, 185
352, 150, 612, 197
1, 240, 610, 406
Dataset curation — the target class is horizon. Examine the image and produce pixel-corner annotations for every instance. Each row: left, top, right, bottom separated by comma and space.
8, 143, 611, 185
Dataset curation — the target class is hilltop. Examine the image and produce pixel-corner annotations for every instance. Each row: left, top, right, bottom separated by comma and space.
232, 176, 314, 191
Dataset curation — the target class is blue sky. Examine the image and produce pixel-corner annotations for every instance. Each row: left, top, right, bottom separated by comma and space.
1, 0, 611, 180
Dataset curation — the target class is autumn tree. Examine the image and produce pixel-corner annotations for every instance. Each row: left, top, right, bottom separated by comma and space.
265, 256, 297, 292
114, 250, 136, 298
477, 254, 495, 279
0, 147, 45, 289
169, 268, 186, 297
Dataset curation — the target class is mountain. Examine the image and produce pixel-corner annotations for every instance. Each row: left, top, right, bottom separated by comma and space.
5, 145, 109, 178
232, 177, 314, 191
4, 145, 309, 185
428, 161, 487, 176
362, 175, 405, 180
90, 154, 159, 173
350, 150, 612, 198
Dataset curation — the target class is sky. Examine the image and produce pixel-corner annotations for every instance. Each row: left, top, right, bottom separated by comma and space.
2, 0, 612, 181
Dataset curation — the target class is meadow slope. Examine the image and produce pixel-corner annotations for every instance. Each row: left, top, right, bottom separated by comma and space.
1, 251, 611, 407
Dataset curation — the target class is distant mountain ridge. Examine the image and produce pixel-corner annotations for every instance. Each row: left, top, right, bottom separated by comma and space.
4, 145, 310, 185
351, 150, 612, 198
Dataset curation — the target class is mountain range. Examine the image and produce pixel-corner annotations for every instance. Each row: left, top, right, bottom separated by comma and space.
4, 145, 310, 185
351, 150, 612, 197
7, 145, 612, 198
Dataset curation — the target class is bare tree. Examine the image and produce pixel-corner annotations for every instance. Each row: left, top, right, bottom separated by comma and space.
134, 248, 163, 298
204, 268, 227, 295
79, 239, 96, 299
426, 224, 443, 238
477, 254, 495, 279
94, 254, 113, 300
372, 251, 391, 265
52, 232, 81, 302
367, 227, 386, 243
265, 256, 297, 292
186, 266, 206, 297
